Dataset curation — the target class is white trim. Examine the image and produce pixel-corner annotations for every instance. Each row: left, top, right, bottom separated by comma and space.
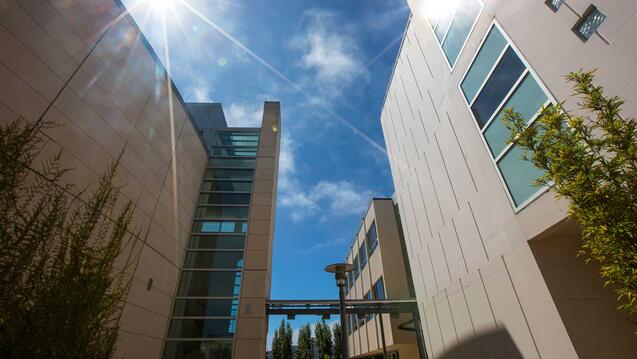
425, 0, 485, 71
456, 20, 558, 213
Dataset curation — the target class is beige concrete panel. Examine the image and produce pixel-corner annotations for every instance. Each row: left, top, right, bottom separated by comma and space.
135, 244, 180, 295
247, 219, 272, 236
235, 317, 266, 340
0, 63, 49, 122
238, 298, 266, 318
252, 179, 274, 194
243, 249, 269, 271
119, 144, 164, 195
233, 339, 265, 359
423, 296, 445, 357
0, 25, 64, 101
460, 271, 497, 335
152, 201, 188, 245
439, 222, 467, 283
135, 114, 172, 164
126, 275, 173, 318
119, 302, 168, 340
254, 167, 275, 181
434, 291, 460, 351
248, 205, 272, 221
115, 330, 163, 359
480, 258, 540, 358
240, 270, 267, 298
145, 222, 185, 267
245, 234, 269, 251
255, 156, 275, 170
446, 281, 475, 343
452, 207, 489, 273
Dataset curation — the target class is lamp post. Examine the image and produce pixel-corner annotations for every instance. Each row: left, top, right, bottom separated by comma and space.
325, 263, 355, 359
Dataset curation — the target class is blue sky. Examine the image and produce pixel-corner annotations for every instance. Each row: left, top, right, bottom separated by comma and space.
123, 0, 409, 348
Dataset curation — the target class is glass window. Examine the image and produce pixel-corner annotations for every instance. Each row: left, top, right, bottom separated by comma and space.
359, 241, 367, 269
353, 255, 360, 279
163, 340, 233, 359
434, 8, 455, 42
177, 271, 242, 297
347, 315, 352, 334
575, 5, 606, 41
198, 193, 251, 205
172, 299, 239, 317
195, 206, 250, 220
211, 147, 257, 157
497, 145, 545, 206
201, 180, 253, 192
470, 46, 525, 128
167, 319, 236, 338
214, 133, 259, 146
188, 235, 245, 250
347, 271, 354, 290
373, 277, 386, 299
183, 251, 244, 269
207, 158, 256, 168
484, 74, 547, 156
441, 0, 482, 66
366, 222, 378, 255
204, 168, 253, 180
191, 220, 247, 234
461, 26, 507, 103
365, 291, 373, 320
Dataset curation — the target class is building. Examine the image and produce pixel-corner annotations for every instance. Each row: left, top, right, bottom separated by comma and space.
185, 102, 228, 152
0, 1, 279, 358
381, 1, 637, 358
345, 198, 419, 358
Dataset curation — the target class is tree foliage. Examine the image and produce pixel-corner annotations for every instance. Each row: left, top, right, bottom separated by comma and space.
503, 70, 637, 318
332, 322, 343, 359
0, 118, 142, 358
297, 324, 313, 359
314, 321, 332, 359
272, 319, 293, 359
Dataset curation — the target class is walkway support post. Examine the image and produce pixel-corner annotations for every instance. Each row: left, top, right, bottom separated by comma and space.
325, 263, 355, 359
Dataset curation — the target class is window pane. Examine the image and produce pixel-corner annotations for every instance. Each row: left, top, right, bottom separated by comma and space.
188, 235, 245, 250
214, 133, 259, 146
434, 7, 456, 42
172, 299, 239, 317
208, 158, 256, 168
441, 0, 481, 66
354, 256, 360, 279
497, 145, 544, 207
167, 319, 236, 338
184, 251, 244, 269
163, 340, 233, 359
199, 193, 251, 205
471, 47, 525, 128
359, 242, 367, 269
192, 220, 247, 234
461, 26, 507, 103
484, 74, 548, 156
177, 271, 242, 297
195, 206, 250, 219
204, 169, 254, 180
367, 222, 378, 255
201, 180, 252, 192
211, 147, 257, 157
374, 277, 386, 299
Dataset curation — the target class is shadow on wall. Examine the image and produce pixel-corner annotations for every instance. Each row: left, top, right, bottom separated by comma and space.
438, 328, 522, 359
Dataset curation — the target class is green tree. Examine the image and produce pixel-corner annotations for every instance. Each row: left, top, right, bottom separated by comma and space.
297, 324, 313, 359
503, 70, 637, 318
272, 320, 293, 359
332, 322, 343, 359
0, 118, 143, 358
314, 321, 333, 359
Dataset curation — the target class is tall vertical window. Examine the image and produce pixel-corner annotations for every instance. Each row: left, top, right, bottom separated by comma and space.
365, 291, 373, 320
353, 255, 360, 279
373, 277, 386, 300
164, 131, 259, 359
460, 23, 551, 209
428, 0, 483, 68
366, 221, 378, 255
359, 241, 367, 269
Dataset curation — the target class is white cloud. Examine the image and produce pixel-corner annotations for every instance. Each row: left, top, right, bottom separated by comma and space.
291, 9, 364, 94
225, 103, 263, 127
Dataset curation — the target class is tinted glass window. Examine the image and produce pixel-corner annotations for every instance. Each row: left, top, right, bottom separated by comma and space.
195, 206, 250, 220
191, 220, 247, 234
183, 251, 244, 269
201, 180, 252, 192
199, 193, 251, 205
441, 0, 481, 65
434, 9, 455, 42
374, 277, 385, 299
163, 340, 233, 359
167, 319, 236, 338
353, 255, 360, 279
208, 158, 256, 168
471, 47, 525, 128
214, 133, 259, 146
366, 222, 378, 255
177, 271, 242, 297
188, 235, 245, 250
484, 74, 547, 156
497, 145, 545, 206
211, 147, 257, 157
461, 26, 507, 103
172, 299, 239, 317
359, 241, 367, 269
204, 169, 253, 180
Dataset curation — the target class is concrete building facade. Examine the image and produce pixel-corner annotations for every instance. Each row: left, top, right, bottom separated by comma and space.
345, 199, 419, 359
381, 1, 637, 358
0, 1, 279, 358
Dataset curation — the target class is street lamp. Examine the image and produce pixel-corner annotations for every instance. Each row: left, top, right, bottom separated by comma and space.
325, 262, 355, 359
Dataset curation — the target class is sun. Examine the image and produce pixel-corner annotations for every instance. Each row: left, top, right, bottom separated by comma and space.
150, 0, 178, 15
420, 0, 460, 24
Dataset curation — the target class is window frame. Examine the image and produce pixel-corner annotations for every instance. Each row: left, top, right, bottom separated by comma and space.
426, 0, 485, 71
457, 20, 556, 212
366, 221, 378, 256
